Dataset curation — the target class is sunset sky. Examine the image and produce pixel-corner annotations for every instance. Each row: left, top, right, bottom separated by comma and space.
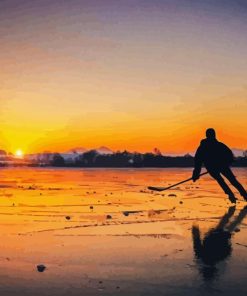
0, 0, 247, 154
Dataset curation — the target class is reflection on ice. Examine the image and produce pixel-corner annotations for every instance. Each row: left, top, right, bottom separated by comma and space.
192, 206, 247, 282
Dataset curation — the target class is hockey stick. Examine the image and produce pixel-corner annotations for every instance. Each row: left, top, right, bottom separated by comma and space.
148, 171, 208, 192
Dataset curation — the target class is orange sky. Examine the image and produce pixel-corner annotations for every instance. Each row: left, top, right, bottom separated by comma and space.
0, 1, 247, 154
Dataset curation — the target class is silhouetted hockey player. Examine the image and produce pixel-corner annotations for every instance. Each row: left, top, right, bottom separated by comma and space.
192, 128, 247, 203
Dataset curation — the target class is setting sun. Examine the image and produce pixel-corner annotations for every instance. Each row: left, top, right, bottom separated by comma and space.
15, 149, 24, 158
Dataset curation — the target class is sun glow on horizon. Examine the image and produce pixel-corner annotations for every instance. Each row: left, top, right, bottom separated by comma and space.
15, 149, 24, 158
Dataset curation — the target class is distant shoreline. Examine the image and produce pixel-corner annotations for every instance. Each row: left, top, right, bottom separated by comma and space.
1, 150, 247, 168
1, 164, 247, 168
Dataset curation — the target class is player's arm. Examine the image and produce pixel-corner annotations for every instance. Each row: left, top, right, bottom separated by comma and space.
192, 142, 204, 182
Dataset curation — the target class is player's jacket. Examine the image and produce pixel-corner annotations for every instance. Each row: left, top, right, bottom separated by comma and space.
194, 138, 234, 171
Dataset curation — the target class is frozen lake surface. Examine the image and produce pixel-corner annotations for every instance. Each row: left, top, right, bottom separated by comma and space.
0, 167, 247, 295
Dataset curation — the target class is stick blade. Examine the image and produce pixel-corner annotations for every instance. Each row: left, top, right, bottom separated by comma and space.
148, 186, 166, 192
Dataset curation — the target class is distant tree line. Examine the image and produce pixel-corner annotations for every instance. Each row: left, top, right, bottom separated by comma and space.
50, 150, 247, 168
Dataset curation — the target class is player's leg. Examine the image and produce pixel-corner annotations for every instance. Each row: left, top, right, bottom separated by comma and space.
221, 167, 247, 201
208, 169, 237, 203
